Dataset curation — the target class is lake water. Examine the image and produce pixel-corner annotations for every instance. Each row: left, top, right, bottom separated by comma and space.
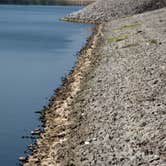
0, 5, 92, 165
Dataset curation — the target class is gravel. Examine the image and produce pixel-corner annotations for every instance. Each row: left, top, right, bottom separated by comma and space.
59, 8, 166, 165
24, 3, 166, 166
62, 0, 166, 23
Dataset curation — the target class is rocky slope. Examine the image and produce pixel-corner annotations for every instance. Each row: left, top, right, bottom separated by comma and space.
62, 0, 166, 23
59, 8, 166, 165
25, 7, 166, 166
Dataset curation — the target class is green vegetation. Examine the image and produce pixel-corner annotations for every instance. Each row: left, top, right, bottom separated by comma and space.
149, 38, 158, 45
114, 22, 141, 31
122, 43, 139, 48
107, 34, 130, 43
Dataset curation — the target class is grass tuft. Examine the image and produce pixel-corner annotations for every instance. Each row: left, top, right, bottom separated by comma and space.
114, 22, 141, 31
122, 43, 139, 48
107, 34, 130, 43
149, 39, 158, 45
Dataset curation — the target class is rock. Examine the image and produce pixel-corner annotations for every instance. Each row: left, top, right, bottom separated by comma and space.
28, 144, 34, 150
84, 141, 90, 145
19, 156, 27, 162
31, 128, 41, 135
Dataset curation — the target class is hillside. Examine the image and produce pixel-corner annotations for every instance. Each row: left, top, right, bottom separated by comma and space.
62, 0, 166, 22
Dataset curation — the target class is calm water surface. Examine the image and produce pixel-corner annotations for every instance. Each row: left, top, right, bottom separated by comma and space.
0, 5, 92, 165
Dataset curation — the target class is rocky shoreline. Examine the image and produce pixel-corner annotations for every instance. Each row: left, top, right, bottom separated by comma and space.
60, 8, 166, 165
23, 0, 166, 165
23, 24, 104, 165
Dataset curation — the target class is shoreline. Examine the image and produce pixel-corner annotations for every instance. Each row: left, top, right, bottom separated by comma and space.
58, 8, 166, 165
23, 23, 103, 165
22, 1, 166, 165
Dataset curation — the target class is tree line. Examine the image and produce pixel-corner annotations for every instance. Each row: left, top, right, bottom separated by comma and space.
0, 0, 70, 5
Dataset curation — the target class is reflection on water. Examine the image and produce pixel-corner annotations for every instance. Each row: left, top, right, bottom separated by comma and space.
0, 5, 92, 165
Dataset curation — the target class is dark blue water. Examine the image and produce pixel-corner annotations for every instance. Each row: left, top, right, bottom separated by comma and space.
0, 5, 92, 165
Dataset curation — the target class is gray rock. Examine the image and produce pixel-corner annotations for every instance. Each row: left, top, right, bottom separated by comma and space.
19, 156, 27, 162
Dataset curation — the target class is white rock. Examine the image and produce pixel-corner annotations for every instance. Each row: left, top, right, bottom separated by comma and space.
84, 141, 90, 145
